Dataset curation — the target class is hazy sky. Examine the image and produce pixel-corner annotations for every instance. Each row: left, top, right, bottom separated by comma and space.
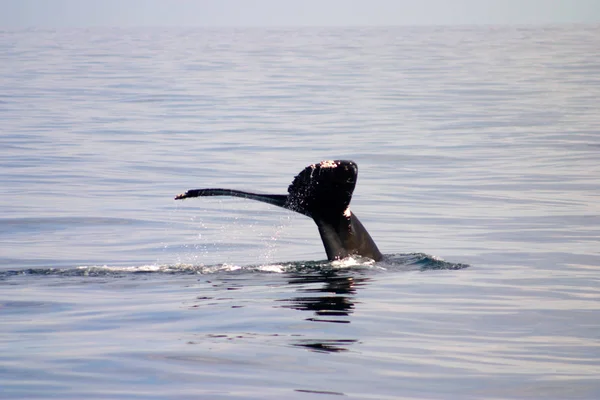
1, 0, 599, 27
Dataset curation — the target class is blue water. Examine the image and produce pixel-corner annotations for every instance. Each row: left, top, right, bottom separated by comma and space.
1, 26, 600, 399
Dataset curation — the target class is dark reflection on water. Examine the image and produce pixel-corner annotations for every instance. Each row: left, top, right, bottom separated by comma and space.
292, 339, 359, 354
182, 270, 372, 353
295, 388, 345, 396
280, 272, 370, 352
279, 273, 368, 321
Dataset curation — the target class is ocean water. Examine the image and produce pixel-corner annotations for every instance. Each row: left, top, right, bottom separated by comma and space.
1, 25, 599, 399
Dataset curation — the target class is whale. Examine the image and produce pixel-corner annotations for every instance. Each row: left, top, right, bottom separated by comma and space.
175, 160, 382, 261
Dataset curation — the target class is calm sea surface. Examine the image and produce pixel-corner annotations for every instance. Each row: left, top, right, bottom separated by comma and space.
1, 26, 599, 399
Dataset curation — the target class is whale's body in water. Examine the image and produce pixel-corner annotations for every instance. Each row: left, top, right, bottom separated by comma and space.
175, 160, 382, 261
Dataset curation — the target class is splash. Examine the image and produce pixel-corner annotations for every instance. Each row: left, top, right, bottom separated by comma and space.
0, 253, 468, 278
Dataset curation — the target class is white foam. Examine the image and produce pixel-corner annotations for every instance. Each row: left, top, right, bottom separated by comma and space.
330, 256, 376, 268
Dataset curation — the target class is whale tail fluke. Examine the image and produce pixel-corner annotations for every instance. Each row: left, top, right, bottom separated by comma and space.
175, 189, 287, 208
174, 160, 382, 261
284, 160, 357, 219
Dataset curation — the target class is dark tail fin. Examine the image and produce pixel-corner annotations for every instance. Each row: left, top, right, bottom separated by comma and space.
284, 160, 382, 261
175, 189, 287, 209
285, 160, 357, 219
174, 160, 382, 261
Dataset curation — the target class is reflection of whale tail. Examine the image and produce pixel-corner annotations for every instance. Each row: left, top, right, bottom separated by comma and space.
175, 160, 382, 261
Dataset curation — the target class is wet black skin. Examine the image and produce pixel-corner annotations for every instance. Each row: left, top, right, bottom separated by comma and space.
175, 160, 382, 261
